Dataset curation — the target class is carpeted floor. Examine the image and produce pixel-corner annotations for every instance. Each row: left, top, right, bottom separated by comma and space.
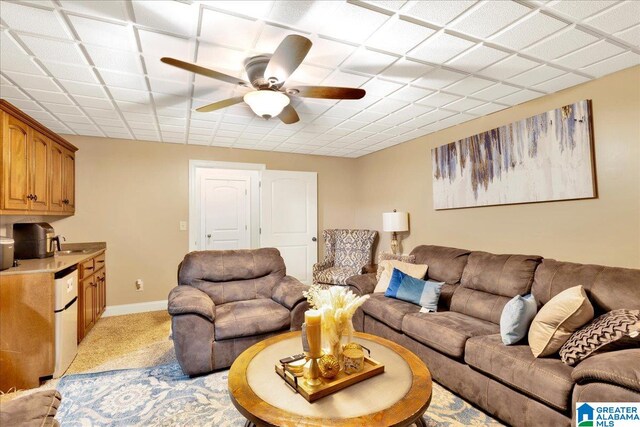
2, 311, 502, 426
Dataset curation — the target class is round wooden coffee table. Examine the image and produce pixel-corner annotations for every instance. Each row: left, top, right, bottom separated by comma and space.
228, 331, 432, 427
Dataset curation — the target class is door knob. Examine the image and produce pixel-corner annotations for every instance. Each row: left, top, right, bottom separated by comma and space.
207, 234, 212, 238
312, 237, 317, 242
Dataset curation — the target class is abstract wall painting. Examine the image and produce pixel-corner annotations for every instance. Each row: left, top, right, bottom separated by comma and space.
431, 100, 596, 210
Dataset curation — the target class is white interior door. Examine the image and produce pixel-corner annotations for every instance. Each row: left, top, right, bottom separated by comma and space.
261, 170, 318, 284
201, 176, 250, 250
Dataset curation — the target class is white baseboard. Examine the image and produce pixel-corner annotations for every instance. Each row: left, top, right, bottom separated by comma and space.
103, 300, 168, 317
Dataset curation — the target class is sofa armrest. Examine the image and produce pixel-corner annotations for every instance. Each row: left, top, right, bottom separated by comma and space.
168, 285, 215, 322
313, 258, 334, 274
362, 264, 377, 274
572, 349, 640, 393
272, 275, 309, 310
346, 273, 377, 296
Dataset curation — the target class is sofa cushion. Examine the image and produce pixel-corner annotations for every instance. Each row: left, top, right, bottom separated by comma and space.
214, 299, 290, 340
409, 245, 470, 284
0, 390, 61, 427
361, 293, 421, 331
374, 260, 428, 293
450, 251, 542, 324
465, 334, 574, 412
532, 259, 640, 313
314, 266, 360, 285
402, 311, 499, 359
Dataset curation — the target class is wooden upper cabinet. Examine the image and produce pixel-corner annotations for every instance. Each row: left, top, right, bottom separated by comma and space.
30, 131, 50, 211
2, 113, 30, 210
0, 100, 77, 215
49, 142, 65, 212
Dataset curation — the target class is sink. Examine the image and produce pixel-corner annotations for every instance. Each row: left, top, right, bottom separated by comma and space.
57, 249, 93, 255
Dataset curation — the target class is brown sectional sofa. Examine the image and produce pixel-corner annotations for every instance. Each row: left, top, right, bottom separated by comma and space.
347, 245, 640, 427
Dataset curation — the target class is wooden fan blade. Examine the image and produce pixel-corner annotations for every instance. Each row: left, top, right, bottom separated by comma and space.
161, 57, 250, 87
195, 96, 244, 113
264, 35, 312, 84
288, 86, 366, 100
278, 104, 299, 124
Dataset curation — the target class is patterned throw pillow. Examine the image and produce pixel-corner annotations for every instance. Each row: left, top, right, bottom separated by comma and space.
376, 253, 416, 281
559, 309, 640, 366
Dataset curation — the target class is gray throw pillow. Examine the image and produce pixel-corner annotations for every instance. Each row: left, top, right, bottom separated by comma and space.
500, 294, 537, 345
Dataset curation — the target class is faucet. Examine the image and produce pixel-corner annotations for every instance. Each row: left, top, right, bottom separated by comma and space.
51, 235, 66, 252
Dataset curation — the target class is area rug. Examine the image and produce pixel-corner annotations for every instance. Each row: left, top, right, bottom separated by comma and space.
56, 363, 501, 426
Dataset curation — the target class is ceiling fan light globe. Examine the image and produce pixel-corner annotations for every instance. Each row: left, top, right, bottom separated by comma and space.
243, 90, 290, 119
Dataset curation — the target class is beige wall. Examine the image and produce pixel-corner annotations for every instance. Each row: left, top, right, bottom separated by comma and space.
354, 66, 640, 268
50, 138, 358, 306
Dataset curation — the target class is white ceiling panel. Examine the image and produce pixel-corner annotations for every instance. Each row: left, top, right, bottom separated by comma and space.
449, 1, 531, 39
0, 0, 637, 158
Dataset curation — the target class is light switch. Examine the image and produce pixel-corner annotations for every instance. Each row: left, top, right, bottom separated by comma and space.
179, 221, 188, 231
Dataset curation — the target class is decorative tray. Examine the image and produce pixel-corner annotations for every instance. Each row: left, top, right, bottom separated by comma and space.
275, 356, 385, 402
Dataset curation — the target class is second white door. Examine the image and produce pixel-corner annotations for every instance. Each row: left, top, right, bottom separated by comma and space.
202, 176, 250, 250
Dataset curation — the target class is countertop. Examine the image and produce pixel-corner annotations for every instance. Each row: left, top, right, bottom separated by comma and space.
0, 242, 106, 276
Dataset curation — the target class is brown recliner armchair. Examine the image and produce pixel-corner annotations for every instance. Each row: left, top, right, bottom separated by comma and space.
168, 248, 309, 376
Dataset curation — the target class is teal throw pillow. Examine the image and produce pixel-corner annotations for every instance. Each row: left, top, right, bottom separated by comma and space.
385, 268, 444, 311
500, 294, 538, 345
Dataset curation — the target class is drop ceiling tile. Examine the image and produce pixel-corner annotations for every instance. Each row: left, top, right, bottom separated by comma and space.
58, 80, 106, 98
379, 57, 434, 84
206, 1, 275, 20
580, 51, 640, 77
584, 1, 640, 34
417, 91, 461, 107
68, 15, 136, 51
138, 29, 194, 61
388, 85, 434, 102
93, 117, 125, 127
85, 45, 142, 73
413, 67, 467, 90
158, 116, 187, 127
116, 100, 153, 113
493, 13, 567, 52
408, 32, 475, 64
379, 104, 433, 125
444, 76, 495, 95
443, 97, 485, 112
288, 64, 333, 85
74, 95, 113, 109
59, 1, 128, 22
322, 70, 370, 88
524, 27, 599, 61
84, 107, 119, 118
402, 0, 477, 26
507, 64, 565, 86
1, 98, 43, 111
359, 78, 403, 97
533, 73, 590, 93
149, 78, 190, 96
254, 24, 307, 54
342, 47, 399, 75
2, 71, 60, 91
155, 97, 189, 112
554, 40, 625, 69
350, 109, 386, 123
19, 35, 86, 65
131, 0, 198, 37
200, 9, 261, 50
318, 2, 390, 44
304, 36, 358, 69
615, 24, 640, 48
477, 55, 540, 80
450, 1, 531, 39
128, 121, 156, 130
467, 102, 508, 116
366, 16, 436, 54
54, 112, 91, 124
1, 2, 71, 39
0, 33, 46, 75
410, 108, 456, 126
196, 44, 247, 77
323, 105, 360, 120
496, 89, 545, 105
190, 119, 218, 129
270, 1, 337, 33
472, 83, 520, 101
545, 0, 616, 21
109, 87, 150, 104
446, 44, 509, 73
40, 60, 98, 84
68, 123, 101, 132
367, 98, 409, 114
0, 85, 28, 99
25, 110, 55, 122
97, 69, 147, 90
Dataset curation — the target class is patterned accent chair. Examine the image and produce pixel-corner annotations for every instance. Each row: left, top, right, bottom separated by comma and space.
313, 229, 378, 287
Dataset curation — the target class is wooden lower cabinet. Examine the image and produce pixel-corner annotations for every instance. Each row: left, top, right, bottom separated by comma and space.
77, 251, 106, 343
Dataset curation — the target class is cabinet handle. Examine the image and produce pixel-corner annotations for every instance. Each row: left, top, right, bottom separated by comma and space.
26, 194, 33, 200
33, 194, 38, 202
85, 266, 94, 271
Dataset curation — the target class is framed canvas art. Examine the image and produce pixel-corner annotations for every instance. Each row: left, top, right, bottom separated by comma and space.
431, 100, 596, 210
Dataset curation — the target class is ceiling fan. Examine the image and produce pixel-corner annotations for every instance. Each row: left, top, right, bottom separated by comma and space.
161, 35, 365, 124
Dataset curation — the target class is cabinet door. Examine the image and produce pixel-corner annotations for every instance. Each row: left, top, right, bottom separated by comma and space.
62, 149, 75, 212
30, 131, 50, 211
2, 114, 30, 210
96, 271, 106, 318
49, 142, 65, 212
82, 276, 95, 332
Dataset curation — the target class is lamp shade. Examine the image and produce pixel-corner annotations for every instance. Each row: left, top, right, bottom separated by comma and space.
382, 211, 408, 232
243, 90, 290, 119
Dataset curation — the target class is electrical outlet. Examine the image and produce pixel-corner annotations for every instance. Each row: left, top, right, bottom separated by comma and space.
179, 221, 187, 231
136, 279, 144, 291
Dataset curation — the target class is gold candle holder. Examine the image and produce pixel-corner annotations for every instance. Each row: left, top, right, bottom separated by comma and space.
303, 309, 323, 387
